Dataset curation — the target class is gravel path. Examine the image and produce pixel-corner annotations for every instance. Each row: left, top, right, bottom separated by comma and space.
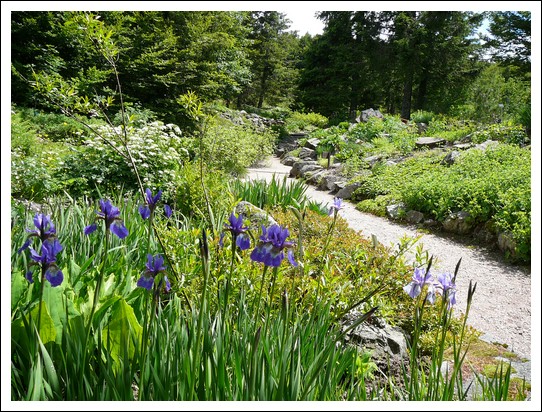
246, 156, 533, 365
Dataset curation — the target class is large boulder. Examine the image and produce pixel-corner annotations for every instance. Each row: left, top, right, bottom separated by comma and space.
341, 312, 409, 386
234, 201, 277, 230
357, 108, 384, 123
415, 137, 447, 149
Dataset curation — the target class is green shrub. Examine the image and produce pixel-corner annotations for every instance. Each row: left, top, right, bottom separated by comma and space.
285, 111, 328, 133
17, 107, 91, 143
494, 185, 531, 263
355, 195, 394, 217
173, 162, 234, 224
55, 121, 189, 199
182, 116, 276, 177
471, 123, 529, 146
11, 107, 39, 157
410, 110, 436, 124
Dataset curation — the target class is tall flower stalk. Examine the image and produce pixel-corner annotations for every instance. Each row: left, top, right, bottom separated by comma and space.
250, 224, 297, 332
402, 257, 477, 400
18, 213, 64, 335
321, 197, 343, 260
84, 199, 129, 337
136, 253, 170, 400
219, 212, 250, 317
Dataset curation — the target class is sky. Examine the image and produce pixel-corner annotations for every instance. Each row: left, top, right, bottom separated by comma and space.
281, 9, 325, 36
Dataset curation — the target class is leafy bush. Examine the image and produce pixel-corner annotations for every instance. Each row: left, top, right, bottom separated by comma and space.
494, 185, 531, 263
424, 117, 476, 142
285, 111, 328, 133
410, 110, 437, 124
173, 162, 234, 225
11, 107, 40, 157
462, 65, 531, 126
470, 123, 529, 146
17, 107, 92, 143
56, 121, 189, 198
347, 117, 385, 142
185, 116, 276, 176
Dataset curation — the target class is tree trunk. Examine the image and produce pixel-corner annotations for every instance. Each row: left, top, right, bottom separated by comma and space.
415, 75, 428, 111
401, 72, 413, 120
257, 64, 270, 109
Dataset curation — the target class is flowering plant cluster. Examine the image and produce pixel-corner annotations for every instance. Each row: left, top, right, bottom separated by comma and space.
250, 224, 297, 268
404, 266, 457, 307
139, 188, 172, 220
18, 213, 64, 287
84, 199, 129, 239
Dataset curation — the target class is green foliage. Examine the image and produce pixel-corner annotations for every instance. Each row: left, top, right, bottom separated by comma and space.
192, 116, 277, 176
410, 110, 437, 124
173, 162, 234, 223
493, 185, 531, 263
347, 117, 385, 142
285, 111, 328, 133
350, 144, 530, 262
11, 107, 40, 157
54, 121, 188, 199
355, 195, 394, 217
462, 64, 531, 126
470, 123, 529, 146
10, 111, 70, 200
424, 117, 477, 142
16, 107, 92, 143
228, 175, 323, 212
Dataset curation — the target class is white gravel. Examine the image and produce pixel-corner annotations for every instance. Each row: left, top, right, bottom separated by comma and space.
247, 157, 534, 361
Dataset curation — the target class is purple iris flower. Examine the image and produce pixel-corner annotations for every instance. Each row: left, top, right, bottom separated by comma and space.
139, 188, 171, 220
137, 254, 167, 291
17, 213, 57, 253
28, 238, 64, 287
250, 224, 297, 267
436, 272, 457, 307
221, 212, 250, 250
164, 204, 172, 218
403, 267, 436, 304
84, 199, 129, 239
328, 197, 344, 216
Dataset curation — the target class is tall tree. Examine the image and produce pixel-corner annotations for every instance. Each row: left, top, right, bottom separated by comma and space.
240, 11, 297, 109
389, 11, 483, 118
483, 11, 531, 78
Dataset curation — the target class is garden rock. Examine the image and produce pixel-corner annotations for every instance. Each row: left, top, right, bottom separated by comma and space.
356, 108, 384, 123
318, 174, 345, 192
335, 182, 363, 200
497, 232, 517, 256
304, 138, 321, 150
417, 122, 428, 134
341, 313, 409, 383
281, 155, 299, 166
415, 137, 447, 149
441, 150, 461, 166
363, 154, 383, 166
475, 140, 499, 151
234, 201, 277, 230
298, 147, 317, 160
452, 142, 474, 150
405, 210, 424, 224
442, 211, 473, 234
299, 163, 324, 178
386, 203, 406, 220
289, 160, 317, 178
306, 170, 328, 185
